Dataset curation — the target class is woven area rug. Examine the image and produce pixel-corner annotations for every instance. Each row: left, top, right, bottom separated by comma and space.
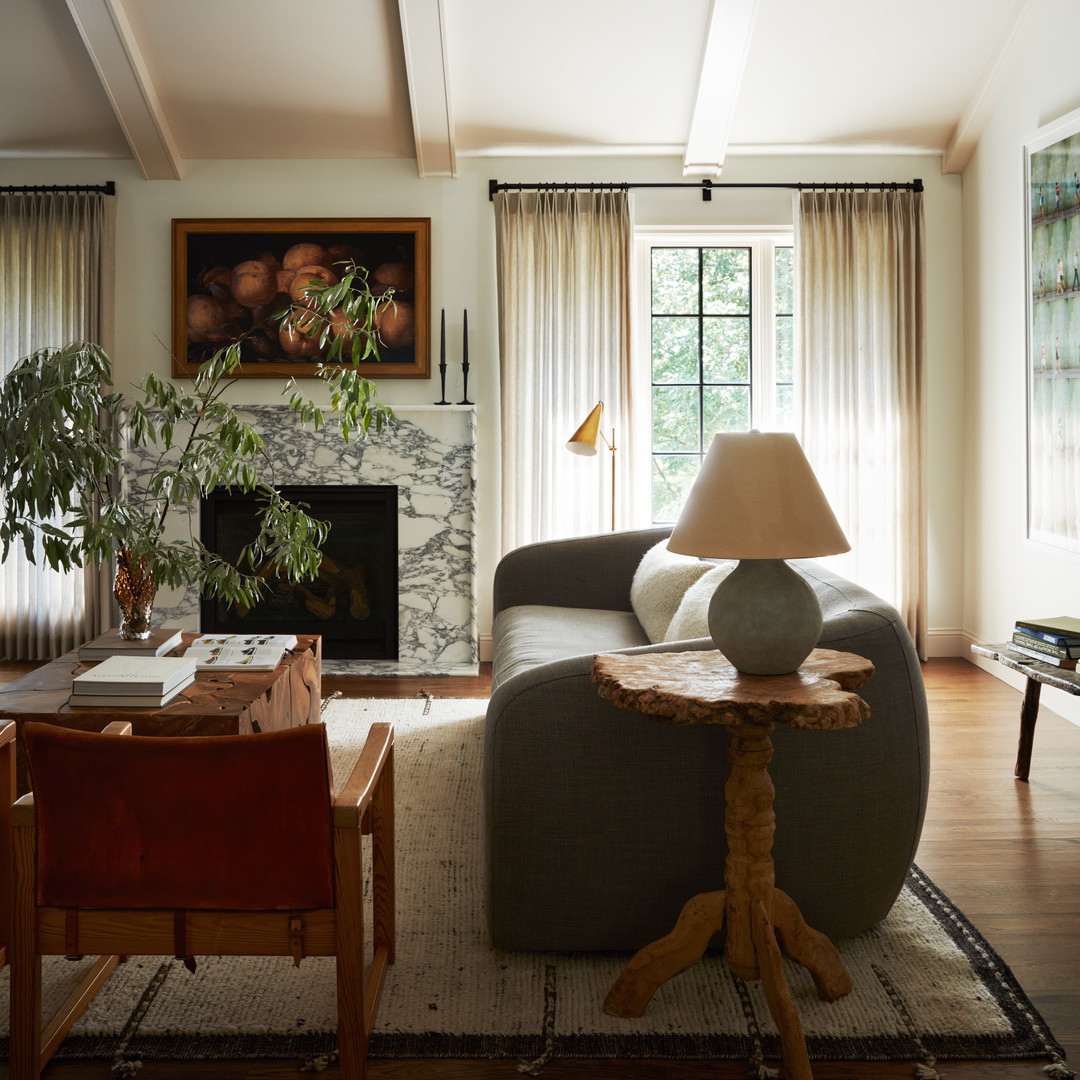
1, 695, 1070, 1077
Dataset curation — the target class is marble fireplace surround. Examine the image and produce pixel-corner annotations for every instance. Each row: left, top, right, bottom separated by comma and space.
123, 405, 478, 676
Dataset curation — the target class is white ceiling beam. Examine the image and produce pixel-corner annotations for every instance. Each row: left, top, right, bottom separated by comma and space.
683, 0, 758, 178
397, 0, 456, 178
942, 0, 1039, 175
64, 0, 182, 180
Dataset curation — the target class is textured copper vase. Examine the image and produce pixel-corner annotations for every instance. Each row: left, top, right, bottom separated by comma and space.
114, 548, 158, 640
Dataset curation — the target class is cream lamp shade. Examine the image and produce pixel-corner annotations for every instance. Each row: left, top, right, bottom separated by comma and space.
566, 402, 604, 456
668, 431, 850, 675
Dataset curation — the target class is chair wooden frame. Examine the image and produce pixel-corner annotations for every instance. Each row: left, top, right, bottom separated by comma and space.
0, 718, 17, 966
8, 720, 395, 1080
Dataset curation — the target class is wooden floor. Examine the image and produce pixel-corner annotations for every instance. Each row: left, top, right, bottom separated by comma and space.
0, 656, 1076, 1080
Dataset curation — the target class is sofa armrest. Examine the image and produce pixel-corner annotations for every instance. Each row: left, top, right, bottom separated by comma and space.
488, 635, 713, 710
493, 528, 671, 617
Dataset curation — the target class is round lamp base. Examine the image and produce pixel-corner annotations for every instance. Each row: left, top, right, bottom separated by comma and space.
708, 559, 823, 675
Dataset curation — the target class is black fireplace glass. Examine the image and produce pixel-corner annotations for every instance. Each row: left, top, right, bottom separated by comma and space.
200, 485, 398, 660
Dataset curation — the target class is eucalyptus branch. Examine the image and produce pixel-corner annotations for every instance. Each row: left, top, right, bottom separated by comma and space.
0, 269, 395, 616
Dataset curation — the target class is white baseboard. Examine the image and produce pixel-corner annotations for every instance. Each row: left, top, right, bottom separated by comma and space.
479, 634, 493, 663
924, 627, 970, 658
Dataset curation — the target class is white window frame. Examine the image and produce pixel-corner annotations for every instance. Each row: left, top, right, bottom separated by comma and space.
629, 226, 795, 526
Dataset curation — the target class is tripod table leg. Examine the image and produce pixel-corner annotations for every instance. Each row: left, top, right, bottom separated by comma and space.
771, 888, 852, 1001
750, 899, 814, 1080
602, 890, 726, 1018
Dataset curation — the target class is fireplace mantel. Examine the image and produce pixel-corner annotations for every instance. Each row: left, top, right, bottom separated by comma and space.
122, 405, 477, 676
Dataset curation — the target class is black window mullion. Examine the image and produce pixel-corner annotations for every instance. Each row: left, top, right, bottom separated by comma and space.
698, 249, 704, 457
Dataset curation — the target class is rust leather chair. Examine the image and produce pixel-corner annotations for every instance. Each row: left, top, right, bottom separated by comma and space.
9, 719, 395, 1080
0, 718, 125, 1068
0, 718, 16, 964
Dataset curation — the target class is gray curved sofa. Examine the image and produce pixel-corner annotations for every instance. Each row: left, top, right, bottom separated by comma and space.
483, 527, 929, 951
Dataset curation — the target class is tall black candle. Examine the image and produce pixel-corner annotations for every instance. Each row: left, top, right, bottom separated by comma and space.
459, 308, 473, 405
436, 308, 449, 404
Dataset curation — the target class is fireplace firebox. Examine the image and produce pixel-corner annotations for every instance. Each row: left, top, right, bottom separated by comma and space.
200, 485, 398, 660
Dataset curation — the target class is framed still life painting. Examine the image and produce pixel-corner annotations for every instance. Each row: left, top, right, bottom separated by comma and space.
1026, 108, 1080, 552
171, 217, 430, 379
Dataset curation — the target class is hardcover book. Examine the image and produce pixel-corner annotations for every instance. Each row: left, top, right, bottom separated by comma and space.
1008, 641, 1079, 669
77, 627, 184, 661
68, 688, 189, 708
1014, 615, 1080, 639
72, 655, 198, 695
185, 644, 287, 671
1011, 629, 1080, 659
188, 633, 298, 650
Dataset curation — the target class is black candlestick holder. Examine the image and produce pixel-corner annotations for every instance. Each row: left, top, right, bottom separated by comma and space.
458, 308, 473, 404
458, 359, 473, 405
435, 308, 450, 404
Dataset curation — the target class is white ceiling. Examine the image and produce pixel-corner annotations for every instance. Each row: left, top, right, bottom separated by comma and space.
0, 0, 1038, 180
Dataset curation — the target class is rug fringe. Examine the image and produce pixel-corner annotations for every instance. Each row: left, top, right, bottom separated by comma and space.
913, 1059, 942, 1080
516, 964, 557, 1076
300, 1049, 338, 1072
517, 1048, 554, 1076
110, 1059, 141, 1078
1043, 1059, 1076, 1079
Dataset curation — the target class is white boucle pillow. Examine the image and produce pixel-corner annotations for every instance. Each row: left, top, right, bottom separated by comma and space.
630, 540, 715, 644
663, 562, 735, 642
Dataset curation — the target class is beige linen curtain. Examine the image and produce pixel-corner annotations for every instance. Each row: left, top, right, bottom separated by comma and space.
0, 191, 115, 659
494, 190, 632, 553
795, 189, 926, 656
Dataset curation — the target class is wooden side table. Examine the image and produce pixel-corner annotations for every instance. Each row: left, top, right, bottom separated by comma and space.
971, 641, 1080, 780
591, 647, 874, 1080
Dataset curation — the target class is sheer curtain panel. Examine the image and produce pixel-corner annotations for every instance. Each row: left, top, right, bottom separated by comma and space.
0, 191, 115, 659
494, 190, 632, 554
795, 189, 926, 656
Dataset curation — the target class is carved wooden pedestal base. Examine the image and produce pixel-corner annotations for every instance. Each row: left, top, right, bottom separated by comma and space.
602, 722, 852, 1080
591, 648, 874, 1080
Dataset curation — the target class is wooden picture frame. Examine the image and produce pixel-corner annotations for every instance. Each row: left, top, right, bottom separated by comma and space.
1024, 109, 1080, 553
172, 217, 430, 379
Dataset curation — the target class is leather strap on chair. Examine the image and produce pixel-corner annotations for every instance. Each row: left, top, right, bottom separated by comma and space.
65, 908, 82, 960
288, 915, 306, 967
174, 910, 197, 973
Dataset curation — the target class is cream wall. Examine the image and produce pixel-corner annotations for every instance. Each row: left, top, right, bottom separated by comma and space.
962, 0, 1080, 722
0, 152, 965, 657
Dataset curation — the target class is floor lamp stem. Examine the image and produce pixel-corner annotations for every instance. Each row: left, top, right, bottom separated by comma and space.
602, 428, 617, 532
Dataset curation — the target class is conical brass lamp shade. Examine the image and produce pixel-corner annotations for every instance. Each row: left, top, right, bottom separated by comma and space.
566, 402, 604, 456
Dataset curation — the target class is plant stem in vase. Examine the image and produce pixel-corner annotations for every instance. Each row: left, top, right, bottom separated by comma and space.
114, 547, 158, 640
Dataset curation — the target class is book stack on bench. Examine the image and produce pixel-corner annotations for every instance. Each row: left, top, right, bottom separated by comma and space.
1010, 616, 1080, 670
70, 654, 198, 708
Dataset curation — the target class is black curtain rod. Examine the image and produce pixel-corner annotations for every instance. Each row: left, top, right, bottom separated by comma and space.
0, 181, 116, 196
489, 178, 923, 203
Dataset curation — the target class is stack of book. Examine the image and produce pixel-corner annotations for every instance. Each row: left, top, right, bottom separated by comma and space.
1010, 616, 1080, 670
185, 633, 298, 671
77, 627, 184, 661
70, 654, 198, 708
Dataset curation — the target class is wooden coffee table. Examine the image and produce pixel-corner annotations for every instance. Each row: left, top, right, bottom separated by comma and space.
0, 633, 321, 793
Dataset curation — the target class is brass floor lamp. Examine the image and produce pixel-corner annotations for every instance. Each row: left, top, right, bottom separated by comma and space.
566, 401, 617, 531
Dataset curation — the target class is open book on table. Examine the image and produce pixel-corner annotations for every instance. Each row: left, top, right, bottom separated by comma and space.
186, 634, 298, 671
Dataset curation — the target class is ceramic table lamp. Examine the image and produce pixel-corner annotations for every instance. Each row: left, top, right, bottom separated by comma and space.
667, 431, 849, 675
